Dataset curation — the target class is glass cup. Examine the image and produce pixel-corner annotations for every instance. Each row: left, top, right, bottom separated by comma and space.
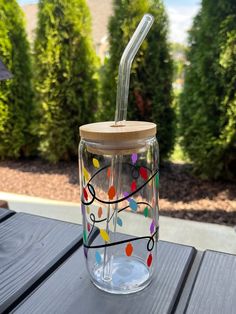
79, 121, 159, 294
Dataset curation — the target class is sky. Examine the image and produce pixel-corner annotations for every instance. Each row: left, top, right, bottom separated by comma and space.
18, 0, 200, 44
164, 0, 200, 43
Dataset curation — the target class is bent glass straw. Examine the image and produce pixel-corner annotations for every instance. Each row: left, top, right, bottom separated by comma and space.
115, 14, 154, 125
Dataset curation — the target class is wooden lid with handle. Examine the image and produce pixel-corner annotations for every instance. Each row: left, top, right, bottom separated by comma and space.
79, 121, 156, 142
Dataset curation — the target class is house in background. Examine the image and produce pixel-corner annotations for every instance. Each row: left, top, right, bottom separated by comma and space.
21, 0, 113, 62
0, 60, 12, 81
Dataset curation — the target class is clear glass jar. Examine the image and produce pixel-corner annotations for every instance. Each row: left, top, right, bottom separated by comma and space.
79, 121, 159, 294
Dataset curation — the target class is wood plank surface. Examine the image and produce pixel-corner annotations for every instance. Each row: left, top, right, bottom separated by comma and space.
0, 208, 14, 223
185, 250, 236, 314
13, 241, 196, 314
175, 251, 203, 314
0, 213, 83, 313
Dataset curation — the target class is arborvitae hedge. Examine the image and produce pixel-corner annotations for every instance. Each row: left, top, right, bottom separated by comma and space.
0, 0, 33, 158
99, 0, 175, 159
34, 0, 98, 162
180, 0, 236, 180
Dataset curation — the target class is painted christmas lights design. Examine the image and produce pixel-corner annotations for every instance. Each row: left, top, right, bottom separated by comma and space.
81, 154, 159, 268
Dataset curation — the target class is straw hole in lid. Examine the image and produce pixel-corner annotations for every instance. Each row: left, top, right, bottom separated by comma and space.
110, 122, 126, 128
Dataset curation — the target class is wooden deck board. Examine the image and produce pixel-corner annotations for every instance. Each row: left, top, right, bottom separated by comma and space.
0, 213, 83, 313
185, 250, 236, 314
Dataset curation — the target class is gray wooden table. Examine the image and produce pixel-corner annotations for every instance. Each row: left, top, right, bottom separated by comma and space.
0, 207, 235, 314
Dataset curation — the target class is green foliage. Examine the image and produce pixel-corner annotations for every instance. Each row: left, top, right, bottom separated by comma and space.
171, 43, 186, 83
0, 0, 33, 158
170, 142, 190, 163
180, 0, 236, 180
99, 0, 175, 159
34, 0, 98, 162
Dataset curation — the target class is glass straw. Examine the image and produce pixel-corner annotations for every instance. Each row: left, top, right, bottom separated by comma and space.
103, 14, 154, 281
115, 14, 154, 125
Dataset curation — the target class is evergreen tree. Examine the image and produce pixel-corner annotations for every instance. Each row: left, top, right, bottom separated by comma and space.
180, 0, 236, 180
99, 0, 175, 159
0, 0, 33, 158
34, 0, 98, 162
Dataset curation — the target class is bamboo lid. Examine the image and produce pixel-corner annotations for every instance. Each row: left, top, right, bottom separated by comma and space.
79, 121, 156, 142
